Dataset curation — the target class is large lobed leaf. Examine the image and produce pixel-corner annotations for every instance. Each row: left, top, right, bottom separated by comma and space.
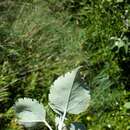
49, 67, 91, 115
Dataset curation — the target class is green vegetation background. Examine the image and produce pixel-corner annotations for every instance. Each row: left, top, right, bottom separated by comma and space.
0, 0, 130, 130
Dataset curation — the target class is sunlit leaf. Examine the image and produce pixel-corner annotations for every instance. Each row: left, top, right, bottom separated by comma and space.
124, 102, 130, 109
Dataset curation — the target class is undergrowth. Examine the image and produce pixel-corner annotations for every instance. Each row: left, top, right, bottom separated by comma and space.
0, 0, 130, 130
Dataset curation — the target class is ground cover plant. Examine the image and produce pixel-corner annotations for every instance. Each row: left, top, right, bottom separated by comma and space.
13, 67, 90, 130
0, 0, 130, 130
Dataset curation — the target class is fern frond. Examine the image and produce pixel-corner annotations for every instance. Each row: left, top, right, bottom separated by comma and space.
0, 86, 8, 102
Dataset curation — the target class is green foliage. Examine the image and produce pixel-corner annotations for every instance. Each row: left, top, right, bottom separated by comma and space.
0, 86, 8, 101
0, 0, 130, 130
124, 102, 130, 109
13, 68, 90, 130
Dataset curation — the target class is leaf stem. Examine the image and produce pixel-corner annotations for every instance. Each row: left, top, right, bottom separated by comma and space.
44, 120, 53, 130
58, 110, 67, 130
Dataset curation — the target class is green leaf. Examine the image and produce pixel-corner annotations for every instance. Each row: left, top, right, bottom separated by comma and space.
116, 0, 124, 3
0, 86, 8, 102
124, 102, 130, 109
13, 98, 46, 128
49, 67, 90, 115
